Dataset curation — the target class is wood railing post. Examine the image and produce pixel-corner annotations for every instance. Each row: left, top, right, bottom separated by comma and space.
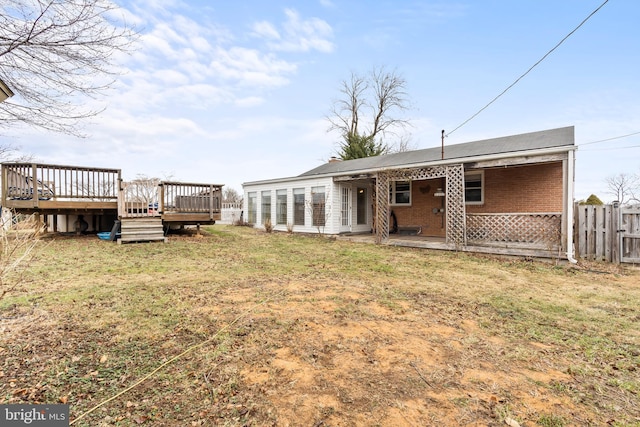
118, 179, 125, 218
209, 184, 214, 220
1, 164, 7, 208
159, 183, 165, 215
31, 163, 38, 208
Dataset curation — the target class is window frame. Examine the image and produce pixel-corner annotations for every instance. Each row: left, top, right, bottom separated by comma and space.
293, 188, 305, 226
311, 186, 326, 227
389, 180, 412, 206
464, 170, 484, 205
247, 192, 257, 224
261, 190, 272, 223
276, 189, 287, 225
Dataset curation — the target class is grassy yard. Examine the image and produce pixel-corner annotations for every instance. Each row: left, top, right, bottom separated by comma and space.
1, 225, 639, 426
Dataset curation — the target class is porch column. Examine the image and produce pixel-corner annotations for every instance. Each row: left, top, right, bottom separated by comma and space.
445, 164, 466, 246
564, 149, 578, 262
375, 172, 390, 243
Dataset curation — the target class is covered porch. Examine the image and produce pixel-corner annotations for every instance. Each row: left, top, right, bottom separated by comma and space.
337, 161, 566, 259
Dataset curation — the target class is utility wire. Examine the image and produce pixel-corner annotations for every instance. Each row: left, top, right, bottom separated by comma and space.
579, 130, 640, 146
580, 144, 640, 151
446, 0, 610, 137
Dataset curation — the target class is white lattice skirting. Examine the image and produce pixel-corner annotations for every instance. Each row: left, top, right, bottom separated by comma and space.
466, 213, 562, 248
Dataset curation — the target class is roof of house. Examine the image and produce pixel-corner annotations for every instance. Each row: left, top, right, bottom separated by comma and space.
243, 126, 575, 186
299, 126, 575, 178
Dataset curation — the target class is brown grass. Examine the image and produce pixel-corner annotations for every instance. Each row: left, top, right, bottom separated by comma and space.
0, 225, 638, 426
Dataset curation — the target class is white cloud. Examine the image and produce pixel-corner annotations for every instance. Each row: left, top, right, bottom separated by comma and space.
254, 8, 334, 53
319, 0, 335, 8
252, 21, 281, 40
235, 96, 265, 108
113, 4, 322, 113
209, 47, 296, 87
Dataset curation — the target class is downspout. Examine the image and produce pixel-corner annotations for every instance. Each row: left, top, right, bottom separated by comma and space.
566, 149, 578, 263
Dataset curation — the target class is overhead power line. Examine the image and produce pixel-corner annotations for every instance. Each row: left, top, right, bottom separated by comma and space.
446, 0, 610, 137
581, 144, 640, 152
579, 130, 640, 146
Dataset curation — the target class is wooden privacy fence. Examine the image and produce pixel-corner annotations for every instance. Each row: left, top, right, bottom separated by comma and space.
574, 203, 640, 263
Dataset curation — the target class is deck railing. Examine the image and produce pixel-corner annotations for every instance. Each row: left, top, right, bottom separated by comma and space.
118, 181, 161, 218
160, 182, 222, 218
466, 212, 562, 249
1, 162, 121, 205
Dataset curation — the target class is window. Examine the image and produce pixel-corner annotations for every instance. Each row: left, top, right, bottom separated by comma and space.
276, 189, 287, 225
390, 181, 411, 205
247, 192, 257, 223
293, 188, 305, 226
341, 188, 349, 226
465, 171, 484, 204
357, 187, 367, 225
311, 186, 326, 227
261, 190, 271, 223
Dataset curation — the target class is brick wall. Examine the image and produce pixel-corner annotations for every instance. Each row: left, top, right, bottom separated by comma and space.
392, 178, 447, 238
390, 162, 564, 237
466, 162, 563, 214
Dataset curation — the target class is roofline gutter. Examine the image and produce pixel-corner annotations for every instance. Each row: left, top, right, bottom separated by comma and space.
243, 145, 577, 187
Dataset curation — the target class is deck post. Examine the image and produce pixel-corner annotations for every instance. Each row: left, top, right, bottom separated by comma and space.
209, 184, 214, 220
1, 164, 7, 208
31, 163, 38, 208
117, 179, 125, 218
159, 183, 165, 215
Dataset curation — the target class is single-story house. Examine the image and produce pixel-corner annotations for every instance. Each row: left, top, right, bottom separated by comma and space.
242, 126, 578, 260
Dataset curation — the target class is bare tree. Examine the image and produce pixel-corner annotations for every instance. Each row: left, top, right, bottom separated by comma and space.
125, 174, 160, 206
0, 0, 137, 136
0, 143, 32, 162
223, 187, 243, 205
327, 66, 411, 160
605, 173, 640, 205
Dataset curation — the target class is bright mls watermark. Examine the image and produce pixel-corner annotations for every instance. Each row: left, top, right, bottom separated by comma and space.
1, 405, 68, 426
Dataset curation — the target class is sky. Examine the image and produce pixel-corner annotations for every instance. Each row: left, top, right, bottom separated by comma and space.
2, 0, 639, 202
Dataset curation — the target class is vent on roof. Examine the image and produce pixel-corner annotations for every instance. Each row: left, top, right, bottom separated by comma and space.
328, 156, 342, 163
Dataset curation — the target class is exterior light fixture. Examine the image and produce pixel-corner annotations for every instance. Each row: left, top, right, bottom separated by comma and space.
0, 78, 14, 103
434, 188, 445, 197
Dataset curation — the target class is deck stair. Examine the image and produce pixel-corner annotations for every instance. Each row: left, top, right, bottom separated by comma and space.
118, 217, 166, 244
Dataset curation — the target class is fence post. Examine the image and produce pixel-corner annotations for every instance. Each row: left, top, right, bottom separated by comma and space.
612, 201, 620, 264
605, 204, 612, 262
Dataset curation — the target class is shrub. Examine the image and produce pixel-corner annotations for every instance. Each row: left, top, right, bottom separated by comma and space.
580, 194, 604, 205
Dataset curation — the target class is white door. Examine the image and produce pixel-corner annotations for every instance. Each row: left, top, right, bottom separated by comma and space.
340, 186, 352, 233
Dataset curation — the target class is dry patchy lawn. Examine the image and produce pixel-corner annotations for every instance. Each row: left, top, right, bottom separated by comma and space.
1, 225, 639, 426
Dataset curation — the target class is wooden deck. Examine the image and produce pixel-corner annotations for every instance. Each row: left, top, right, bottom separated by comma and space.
1, 163, 224, 233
